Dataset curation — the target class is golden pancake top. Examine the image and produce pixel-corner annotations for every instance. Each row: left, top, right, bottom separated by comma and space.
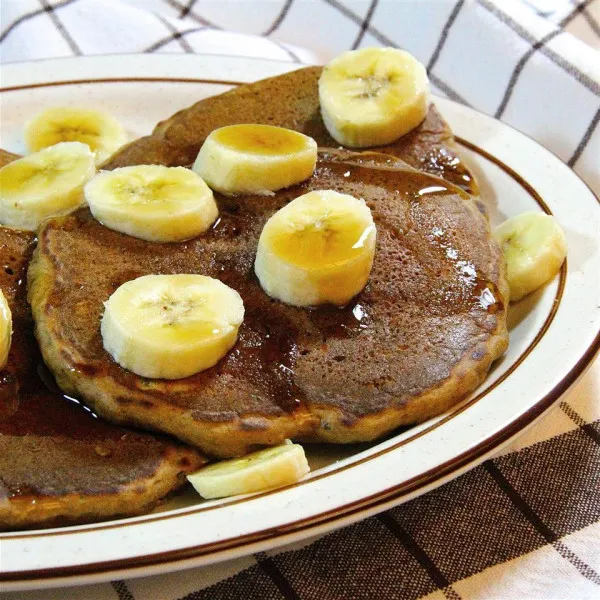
29, 148, 508, 457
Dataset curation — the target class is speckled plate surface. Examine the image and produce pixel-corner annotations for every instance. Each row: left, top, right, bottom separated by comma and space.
1, 54, 598, 591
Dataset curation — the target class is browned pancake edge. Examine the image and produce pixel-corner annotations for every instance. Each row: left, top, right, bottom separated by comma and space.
0, 152, 205, 530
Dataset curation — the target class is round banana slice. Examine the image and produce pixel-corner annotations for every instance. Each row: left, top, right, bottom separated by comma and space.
187, 441, 310, 499
494, 212, 567, 302
319, 47, 430, 148
85, 165, 218, 242
255, 189, 377, 307
0, 289, 12, 370
101, 274, 244, 380
193, 124, 318, 195
24, 107, 128, 166
0, 142, 95, 231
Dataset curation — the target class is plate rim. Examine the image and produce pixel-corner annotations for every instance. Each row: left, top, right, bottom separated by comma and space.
1, 53, 598, 589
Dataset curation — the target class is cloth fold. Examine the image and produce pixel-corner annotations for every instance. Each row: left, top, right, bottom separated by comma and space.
1, 1, 599, 599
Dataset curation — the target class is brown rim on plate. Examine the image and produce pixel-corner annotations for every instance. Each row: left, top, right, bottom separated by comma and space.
0, 77, 245, 92
1, 77, 597, 585
4, 319, 598, 584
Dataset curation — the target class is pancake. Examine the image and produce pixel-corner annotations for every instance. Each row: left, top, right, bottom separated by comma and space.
107, 66, 477, 195
29, 147, 509, 457
0, 148, 205, 530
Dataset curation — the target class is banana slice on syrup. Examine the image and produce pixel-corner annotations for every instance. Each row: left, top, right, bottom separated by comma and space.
255, 189, 376, 307
319, 47, 430, 148
85, 165, 218, 242
101, 274, 244, 380
193, 124, 317, 196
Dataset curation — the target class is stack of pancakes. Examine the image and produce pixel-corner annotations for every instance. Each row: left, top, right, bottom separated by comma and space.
1, 67, 508, 529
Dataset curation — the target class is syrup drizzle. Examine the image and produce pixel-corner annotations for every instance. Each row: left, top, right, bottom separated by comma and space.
3, 152, 503, 452
0, 232, 155, 500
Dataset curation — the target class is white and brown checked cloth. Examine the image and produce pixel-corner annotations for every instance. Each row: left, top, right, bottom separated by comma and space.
1, 1, 599, 598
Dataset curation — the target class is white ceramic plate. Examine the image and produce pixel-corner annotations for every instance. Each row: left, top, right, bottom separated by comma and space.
1, 54, 598, 591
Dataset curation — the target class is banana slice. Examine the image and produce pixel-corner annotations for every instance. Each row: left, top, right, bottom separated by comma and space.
0, 142, 95, 231
255, 189, 376, 307
494, 212, 567, 302
101, 274, 244, 379
193, 124, 317, 195
319, 47, 430, 148
24, 107, 128, 166
187, 440, 310, 499
0, 290, 11, 370
85, 165, 218, 242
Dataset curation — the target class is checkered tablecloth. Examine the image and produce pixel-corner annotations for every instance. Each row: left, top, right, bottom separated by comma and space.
1, 1, 599, 599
